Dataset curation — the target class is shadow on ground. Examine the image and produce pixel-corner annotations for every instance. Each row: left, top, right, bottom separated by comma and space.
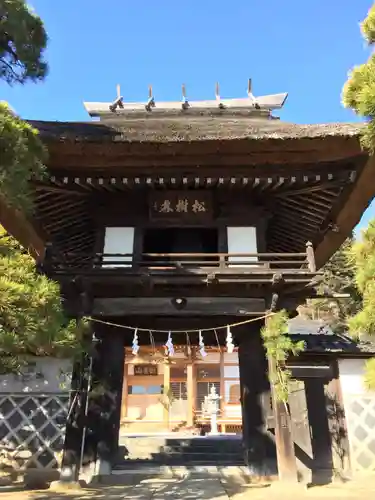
0, 475, 273, 500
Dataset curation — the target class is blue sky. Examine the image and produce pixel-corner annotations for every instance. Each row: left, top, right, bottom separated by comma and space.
1, 0, 374, 232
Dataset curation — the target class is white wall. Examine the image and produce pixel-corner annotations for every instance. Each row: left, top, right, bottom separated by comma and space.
227, 227, 258, 264
339, 358, 375, 472
339, 359, 367, 399
0, 357, 72, 393
103, 227, 134, 267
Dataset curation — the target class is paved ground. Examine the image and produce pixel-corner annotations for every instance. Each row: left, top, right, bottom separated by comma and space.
1, 475, 375, 500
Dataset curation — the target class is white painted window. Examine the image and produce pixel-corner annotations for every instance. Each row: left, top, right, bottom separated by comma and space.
103, 227, 134, 267
227, 226, 258, 264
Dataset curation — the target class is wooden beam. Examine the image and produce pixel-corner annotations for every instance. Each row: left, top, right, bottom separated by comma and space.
47, 148, 362, 169
34, 183, 86, 196
0, 194, 45, 259
93, 297, 266, 316
315, 154, 375, 269
275, 180, 347, 198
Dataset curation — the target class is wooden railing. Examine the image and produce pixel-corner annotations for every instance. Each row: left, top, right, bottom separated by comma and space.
43, 242, 317, 274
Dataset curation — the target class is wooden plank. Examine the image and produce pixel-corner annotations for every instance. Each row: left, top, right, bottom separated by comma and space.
93, 297, 266, 316
315, 154, 375, 268
0, 194, 45, 259
269, 356, 298, 482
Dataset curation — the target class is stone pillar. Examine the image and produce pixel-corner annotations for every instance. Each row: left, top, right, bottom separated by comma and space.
87, 326, 125, 478
238, 329, 271, 475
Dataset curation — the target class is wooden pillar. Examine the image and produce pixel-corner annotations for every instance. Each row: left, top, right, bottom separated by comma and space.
60, 358, 86, 482
238, 331, 271, 475
163, 362, 171, 428
305, 377, 333, 482
266, 294, 298, 482
326, 365, 350, 474
120, 353, 128, 422
60, 283, 92, 483
187, 362, 195, 427
269, 356, 298, 481
220, 350, 225, 412
87, 326, 125, 478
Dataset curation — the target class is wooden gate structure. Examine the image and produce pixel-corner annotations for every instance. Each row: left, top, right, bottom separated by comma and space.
1, 86, 375, 482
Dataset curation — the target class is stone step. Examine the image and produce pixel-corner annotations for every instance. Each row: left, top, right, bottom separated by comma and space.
116, 436, 245, 467
114, 457, 245, 468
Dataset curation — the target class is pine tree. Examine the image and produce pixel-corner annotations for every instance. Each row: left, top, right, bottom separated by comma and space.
342, 3, 375, 150
0, 0, 48, 84
0, 226, 85, 374
0, 102, 46, 212
0, 3, 82, 373
346, 220, 375, 388
342, 4, 375, 388
301, 237, 362, 333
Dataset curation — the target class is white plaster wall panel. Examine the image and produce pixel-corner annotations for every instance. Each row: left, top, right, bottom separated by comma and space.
0, 357, 72, 393
224, 352, 239, 363
227, 227, 258, 264
103, 227, 134, 267
195, 353, 220, 363
224, 405, 242, 418
224, 365, 240, 378
338, 358, 375, 472
339, 359, 367, 398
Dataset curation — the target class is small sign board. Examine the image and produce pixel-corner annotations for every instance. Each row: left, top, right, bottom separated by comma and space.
149, 191, 213, 221
134, 364, 158, 376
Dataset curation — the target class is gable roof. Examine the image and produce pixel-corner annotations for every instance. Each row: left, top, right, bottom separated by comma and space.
288, 319, 375, 356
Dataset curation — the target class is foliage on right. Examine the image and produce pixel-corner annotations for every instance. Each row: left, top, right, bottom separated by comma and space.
346, 220, 375, 388
342, 3, 375, 150
342, 4, 375, 388
261, 310, 305, 403
300, 236, 362, 334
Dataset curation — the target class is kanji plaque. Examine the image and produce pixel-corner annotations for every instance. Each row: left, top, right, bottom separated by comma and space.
134, 364, 158, 376
149, 191, 213, 221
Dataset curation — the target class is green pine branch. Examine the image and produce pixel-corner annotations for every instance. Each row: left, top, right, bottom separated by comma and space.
261, 310, 305, 403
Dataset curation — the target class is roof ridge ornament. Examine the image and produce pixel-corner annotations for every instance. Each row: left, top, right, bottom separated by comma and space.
181, 83, 189, 110
109, 84, 124, 112
247, 79, 260, 110
84, 80, 288, 119
215, 82, 225, 109
145, 85, 155, 112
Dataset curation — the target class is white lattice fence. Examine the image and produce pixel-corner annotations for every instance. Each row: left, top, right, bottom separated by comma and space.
0, 393, 69, 470
346, 395, 375, 471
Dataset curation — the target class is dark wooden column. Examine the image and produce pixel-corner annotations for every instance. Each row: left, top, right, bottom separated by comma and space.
88, 324, 125, 478
60, 282, 93, 483
305, 377, 333, 483
267, 290, 298, 482
238, 327, 272, 475
269, 357, 298, 481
